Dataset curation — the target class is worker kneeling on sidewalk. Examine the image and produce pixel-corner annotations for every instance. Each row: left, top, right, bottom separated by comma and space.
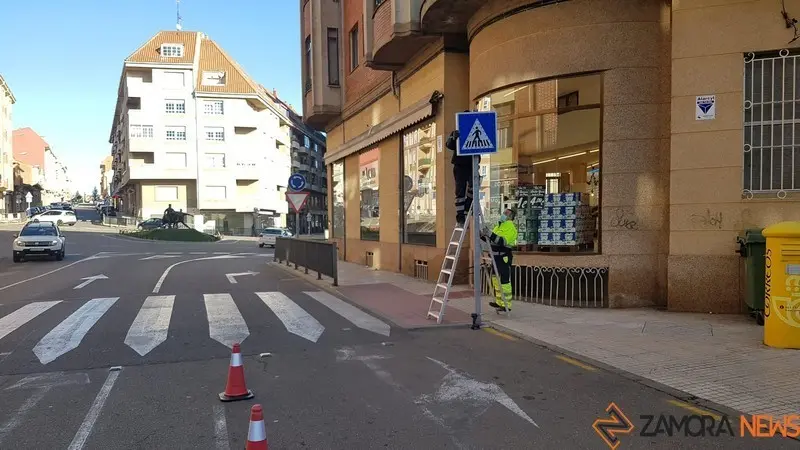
481, 209, 518, 310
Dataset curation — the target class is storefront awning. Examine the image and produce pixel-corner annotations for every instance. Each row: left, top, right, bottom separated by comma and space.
324, 91, 443, 165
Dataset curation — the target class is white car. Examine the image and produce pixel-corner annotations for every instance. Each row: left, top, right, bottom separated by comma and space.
258, 228, 292, 248
12, 221, 67, 262
30, 209, 77, 226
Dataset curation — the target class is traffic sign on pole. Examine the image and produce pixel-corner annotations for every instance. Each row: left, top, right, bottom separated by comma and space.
286, 192, 310, 212
456, 111, 498, 156
288, 174, 306, 191
25, 192, 32, 203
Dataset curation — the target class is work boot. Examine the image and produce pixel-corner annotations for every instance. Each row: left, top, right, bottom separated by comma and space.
489, 302, 500, 309
456, 216, 465, 227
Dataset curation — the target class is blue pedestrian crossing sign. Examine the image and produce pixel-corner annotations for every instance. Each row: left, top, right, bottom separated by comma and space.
288, 173, 306, 191
456, 111, 497, 156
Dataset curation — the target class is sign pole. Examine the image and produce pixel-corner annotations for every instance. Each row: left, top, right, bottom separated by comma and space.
295, 211, 299, 236
472, 155, 482, 328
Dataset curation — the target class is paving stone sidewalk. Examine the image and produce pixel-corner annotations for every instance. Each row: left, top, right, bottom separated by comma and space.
290, 259, 800, 418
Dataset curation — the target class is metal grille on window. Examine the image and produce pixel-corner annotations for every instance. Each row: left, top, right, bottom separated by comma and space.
743, 49, 800, 198
414, 260, 428, 280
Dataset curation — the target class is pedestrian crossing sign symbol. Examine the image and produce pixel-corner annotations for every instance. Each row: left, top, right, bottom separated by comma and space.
456, 111, 497, 156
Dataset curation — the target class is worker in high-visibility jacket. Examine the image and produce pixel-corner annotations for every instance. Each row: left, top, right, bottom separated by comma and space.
481, 208, 518, 310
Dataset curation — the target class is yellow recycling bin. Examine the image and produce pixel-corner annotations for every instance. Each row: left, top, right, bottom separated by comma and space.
763, 221, 800, 348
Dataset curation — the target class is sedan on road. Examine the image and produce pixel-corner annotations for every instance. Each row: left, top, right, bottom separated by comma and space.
258, 227, 292, 247
137, 218, 164, 230
11, 221, 67, 262
30, 209, 77, 226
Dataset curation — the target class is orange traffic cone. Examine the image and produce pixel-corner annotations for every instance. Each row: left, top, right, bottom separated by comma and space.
218, 343, 254, 402
246, 404, 269, 449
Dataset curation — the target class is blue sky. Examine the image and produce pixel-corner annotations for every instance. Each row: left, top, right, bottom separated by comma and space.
0, 0, 302, 193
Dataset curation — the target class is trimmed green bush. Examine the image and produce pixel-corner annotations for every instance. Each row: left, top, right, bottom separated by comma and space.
120, 228, 219, 242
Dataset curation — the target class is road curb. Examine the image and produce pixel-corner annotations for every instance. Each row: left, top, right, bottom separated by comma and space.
267, 261, 459, 332
482, 320, 752, 420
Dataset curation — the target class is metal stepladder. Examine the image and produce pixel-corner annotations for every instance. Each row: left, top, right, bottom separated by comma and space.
426, 202, 510, 324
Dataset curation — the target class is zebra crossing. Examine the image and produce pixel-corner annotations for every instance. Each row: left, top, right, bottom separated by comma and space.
0, 290, 390, 366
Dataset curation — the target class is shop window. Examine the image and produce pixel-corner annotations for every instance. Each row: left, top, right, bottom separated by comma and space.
476, 73, 602, 253
402, 122, 437, 246
359, 148, 379, 241
743, 50, 800, 194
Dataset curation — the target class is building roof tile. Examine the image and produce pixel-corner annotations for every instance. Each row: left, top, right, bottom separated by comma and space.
125, 30, 197, 64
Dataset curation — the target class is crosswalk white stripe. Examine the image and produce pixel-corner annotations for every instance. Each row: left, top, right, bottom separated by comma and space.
304, 291, 391, 337
203, 294, 249, 349
256, 292, 325, 343
33, 298, 119, 364
0, 301, 61, 342
124, 296, 175, 356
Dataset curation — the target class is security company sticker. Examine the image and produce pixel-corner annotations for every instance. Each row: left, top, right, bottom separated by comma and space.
696, 95, 716, 121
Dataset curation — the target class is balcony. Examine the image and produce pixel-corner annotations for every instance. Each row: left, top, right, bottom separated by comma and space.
302, 0, 342, 129
419, 0, 484, 35
235, 161, 259, 181
127, 163, 194, 181
292, 159, 311, 172
368, 0, 438, 70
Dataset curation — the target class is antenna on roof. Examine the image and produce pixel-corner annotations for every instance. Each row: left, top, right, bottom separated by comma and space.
176, 0, 183, 31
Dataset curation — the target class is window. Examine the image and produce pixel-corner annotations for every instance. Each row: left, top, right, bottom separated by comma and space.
349, 24, 359, 72
164, 152, 187, 168
205, 153, 226, 168
205, 186, 227, 200
202, 71, 226, 86
744, 50, 800, 194
163, 71, 185, 88
476, 73, 602, 254
313, 143, 319, 152
359, 148, 379, 240
165, 99, 185, 114
303, 136, 310, 148
155, 186, 179, 202
160, 44, 184, 57
204, 100, 224, 115
205, 127, 225, 141
304, 36, 312, 93
165, 126, 187, 141
402, 122, 437, 246
327, 28, 340, 86
130, 125, 153, 139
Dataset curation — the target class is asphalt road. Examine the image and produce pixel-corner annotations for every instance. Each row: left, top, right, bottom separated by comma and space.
0, 207, 794, 448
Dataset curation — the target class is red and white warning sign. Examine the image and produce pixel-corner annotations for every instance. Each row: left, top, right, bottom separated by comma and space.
286, 192, 310, 212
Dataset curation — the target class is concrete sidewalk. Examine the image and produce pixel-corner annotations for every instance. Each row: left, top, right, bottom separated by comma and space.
276, 258, 800, 418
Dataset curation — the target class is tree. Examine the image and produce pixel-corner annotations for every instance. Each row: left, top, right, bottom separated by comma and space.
91, 187, 99, 201
72, 191, 82, 203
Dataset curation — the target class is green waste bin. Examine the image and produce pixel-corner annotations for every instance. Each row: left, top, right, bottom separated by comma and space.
736, 229, 766, 315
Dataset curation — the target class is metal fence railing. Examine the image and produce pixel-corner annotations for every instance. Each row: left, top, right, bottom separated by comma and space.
274, 237, 339, 286
102, 215, 141, 228
480, 263, 609, 308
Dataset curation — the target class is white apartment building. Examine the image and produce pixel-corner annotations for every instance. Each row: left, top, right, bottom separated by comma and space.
0, 74, 15, 213
109, 30, 291, 233
42, 146, 72, 204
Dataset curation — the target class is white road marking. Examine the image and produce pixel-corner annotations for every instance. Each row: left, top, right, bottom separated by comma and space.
212, 404, 231, 450
124, 295, 175, 356
305, 291, 390, 337
226, 271, 258, 284
164, 252, 183, 255
0, 387, 51, 444
204, 294, 249, 348
33, 298, 119, 364
139, 254, 182, 260
256, 292, 324, 343
67, 369, 121, 450
213, 252, 230, 255
423, 357, 538, 427
4, 372, 90, 390
0, 301, 61, 341
73, 274, 108, 290
0, 254, 103, 292
0, 372, 91, 445
152, 255, 246, 293
190, 252, 207, 255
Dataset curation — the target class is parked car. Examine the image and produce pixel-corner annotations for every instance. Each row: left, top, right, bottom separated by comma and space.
138, 218, 164, 230
258, 228, 292, 248
12, 221, 67, 262
30, 209, 77, 226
